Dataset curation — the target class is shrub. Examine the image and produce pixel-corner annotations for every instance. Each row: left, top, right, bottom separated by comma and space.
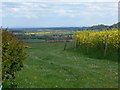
2, 30, 26, 87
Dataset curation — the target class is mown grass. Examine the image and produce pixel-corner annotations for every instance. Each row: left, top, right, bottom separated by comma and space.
73, 44, 118, 61
15, 42, 118, 88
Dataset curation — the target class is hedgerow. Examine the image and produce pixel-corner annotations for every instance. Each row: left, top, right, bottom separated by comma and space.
2, 30, 26, 88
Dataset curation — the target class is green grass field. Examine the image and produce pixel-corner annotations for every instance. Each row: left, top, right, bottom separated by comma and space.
15, 42, 118, 88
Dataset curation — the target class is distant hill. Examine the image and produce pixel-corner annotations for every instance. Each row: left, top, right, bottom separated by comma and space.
85, 24, 109, 31
109, 22, 120, 28
79, 22, 119, 31
3, 22, 119, 32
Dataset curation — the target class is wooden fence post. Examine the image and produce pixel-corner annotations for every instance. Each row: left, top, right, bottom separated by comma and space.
76, 39, 79, 48
63, 40, 67, 50
73, 33, 76, 49
104, 34, 109, 56
63, 35, 69, 50
87, 33, 90, 53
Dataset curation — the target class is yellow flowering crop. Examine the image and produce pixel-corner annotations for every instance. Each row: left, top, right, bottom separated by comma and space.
25, 32, 51, 35
75, 29, 119, 48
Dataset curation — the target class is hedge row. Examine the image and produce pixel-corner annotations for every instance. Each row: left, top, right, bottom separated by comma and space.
2, 30, 26, 85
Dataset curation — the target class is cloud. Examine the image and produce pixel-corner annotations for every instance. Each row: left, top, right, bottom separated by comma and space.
11, 8, 20, 11
1, 1, 117, 28
1, 2, 118, 19
1, 0, 119, 2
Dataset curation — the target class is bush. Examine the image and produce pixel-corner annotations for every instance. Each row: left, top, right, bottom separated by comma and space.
2, 30, 26, 87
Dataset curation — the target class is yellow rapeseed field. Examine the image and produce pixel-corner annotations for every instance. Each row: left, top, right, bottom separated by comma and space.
25, 32, 51, 35
75, 29, 119, 48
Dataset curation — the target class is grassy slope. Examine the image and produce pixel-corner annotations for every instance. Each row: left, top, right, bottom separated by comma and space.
15, 42, 118, 88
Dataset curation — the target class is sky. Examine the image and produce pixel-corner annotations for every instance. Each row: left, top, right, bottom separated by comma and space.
0, 0, 119, 28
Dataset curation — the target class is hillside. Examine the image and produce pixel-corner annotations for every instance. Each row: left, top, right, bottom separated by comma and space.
4, 22, 119, 32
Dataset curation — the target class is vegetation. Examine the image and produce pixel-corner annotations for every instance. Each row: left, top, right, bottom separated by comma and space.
15, 42, 118, 88
0, 29, 2, 87
1, 25, 118, 88
2, 30, 26, 88
75, 29, 119, 48
8, 22, 119, 34
74, 29, 119, 61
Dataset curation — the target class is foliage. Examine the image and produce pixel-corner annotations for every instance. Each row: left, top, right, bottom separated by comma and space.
75, 29, 119, 48
74, 29, 119, 61
2, 30, 26, 87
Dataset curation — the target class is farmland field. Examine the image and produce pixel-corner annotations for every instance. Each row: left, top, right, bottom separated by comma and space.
15, 42, 118, 88
2, 1, 119, 89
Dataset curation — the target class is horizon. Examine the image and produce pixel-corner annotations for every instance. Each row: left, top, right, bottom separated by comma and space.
2, 23, 117, 29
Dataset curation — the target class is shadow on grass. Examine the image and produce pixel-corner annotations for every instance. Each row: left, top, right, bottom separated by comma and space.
67, 44, 118, 62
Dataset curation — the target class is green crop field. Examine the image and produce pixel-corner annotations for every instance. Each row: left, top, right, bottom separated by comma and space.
14, 42, 118, 88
